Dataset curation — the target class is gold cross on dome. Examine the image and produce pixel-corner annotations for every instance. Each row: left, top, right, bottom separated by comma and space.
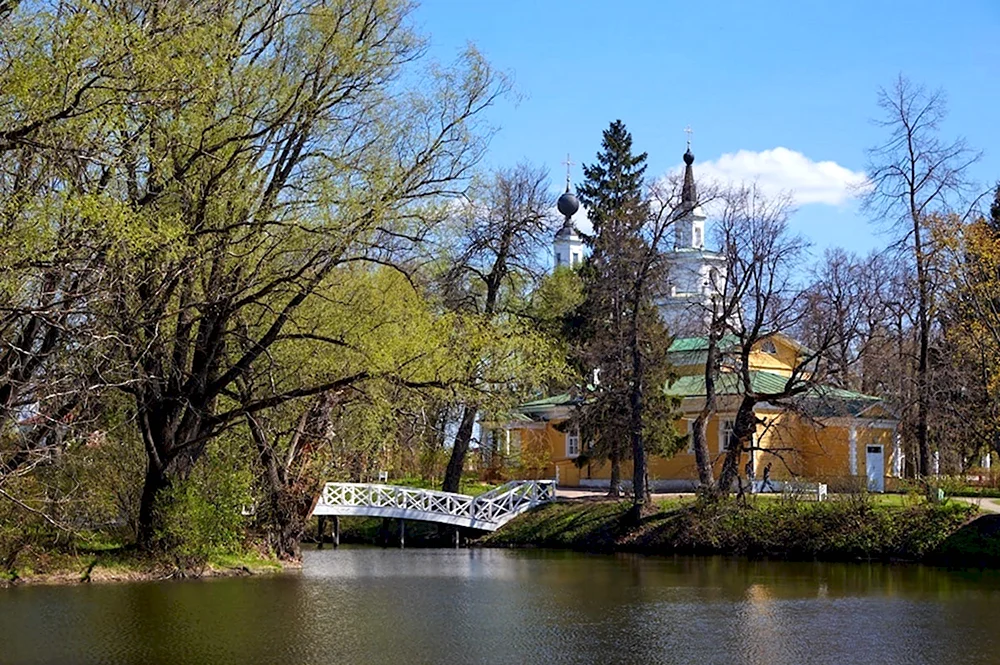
561, 153, 575, 188
684, 125, 693, 149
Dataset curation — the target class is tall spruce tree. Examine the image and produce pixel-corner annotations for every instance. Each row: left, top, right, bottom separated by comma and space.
572, 120, 681, 513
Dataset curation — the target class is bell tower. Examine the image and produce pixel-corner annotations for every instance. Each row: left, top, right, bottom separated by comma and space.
660, 137, 728, 334
554, 155, 584, 269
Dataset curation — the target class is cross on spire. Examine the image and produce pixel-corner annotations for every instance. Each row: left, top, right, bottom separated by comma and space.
561, 153, 575, 191
684, 125, 693, 149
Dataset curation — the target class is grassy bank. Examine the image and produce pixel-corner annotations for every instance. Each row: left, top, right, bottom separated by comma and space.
481, 496, 994, 565
1, 544, 287, 587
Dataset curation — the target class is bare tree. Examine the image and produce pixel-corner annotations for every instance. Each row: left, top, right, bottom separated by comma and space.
696, 185, 850, 492
863, 75, 981, 476
436, 163, 556, 493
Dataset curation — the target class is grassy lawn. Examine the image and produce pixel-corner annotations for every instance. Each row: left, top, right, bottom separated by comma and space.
750, 492, 922, 507
482, 496, 981, 563
656, 497, 694, 511
386, 476, 498, 496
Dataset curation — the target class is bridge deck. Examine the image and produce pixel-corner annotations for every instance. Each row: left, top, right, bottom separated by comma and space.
312, 480, 556, 531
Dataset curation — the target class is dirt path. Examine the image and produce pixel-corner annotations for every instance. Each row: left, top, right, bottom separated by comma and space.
953, 496, 1000, 514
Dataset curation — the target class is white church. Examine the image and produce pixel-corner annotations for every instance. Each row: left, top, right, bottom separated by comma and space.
553, 145, 726, 334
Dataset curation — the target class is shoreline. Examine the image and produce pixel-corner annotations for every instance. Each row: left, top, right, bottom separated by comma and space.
479, 497, 1000, 567
1, 552, 295, 588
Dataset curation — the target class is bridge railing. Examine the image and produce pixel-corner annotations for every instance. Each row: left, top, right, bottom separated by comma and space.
472, 480, 557, 523
316, 479, 556, 529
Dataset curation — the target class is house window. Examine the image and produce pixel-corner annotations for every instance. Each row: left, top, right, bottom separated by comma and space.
556, 252, 563, 267
566, 428, 580, 457
720, 419, 736, 453
694, 227, 702, 247
760, 340, 777, 355
571, 251, 580, 266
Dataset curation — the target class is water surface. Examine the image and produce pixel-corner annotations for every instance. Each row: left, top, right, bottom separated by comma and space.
2, 548, 999, 664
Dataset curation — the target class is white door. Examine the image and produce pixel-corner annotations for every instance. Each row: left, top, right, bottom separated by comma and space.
866, 445, 884, 492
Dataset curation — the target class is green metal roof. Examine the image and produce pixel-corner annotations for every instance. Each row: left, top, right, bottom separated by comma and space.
667, 335, 739, 354
665, 370, 883, 417
517, 393, 579, 413
665, 370, 790, 397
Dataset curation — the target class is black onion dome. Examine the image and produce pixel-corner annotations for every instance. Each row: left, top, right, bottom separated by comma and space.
557, 191, 580, 217
683, 147, 695, 165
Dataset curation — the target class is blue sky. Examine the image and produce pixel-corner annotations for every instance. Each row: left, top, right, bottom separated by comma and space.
413, 0, 999, 256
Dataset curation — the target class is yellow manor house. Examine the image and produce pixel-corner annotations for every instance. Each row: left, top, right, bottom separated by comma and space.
497, 146, 900, 493
501, 333, 900, 493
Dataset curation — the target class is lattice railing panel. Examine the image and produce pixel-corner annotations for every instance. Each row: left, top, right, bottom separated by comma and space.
316, 480, 555, 529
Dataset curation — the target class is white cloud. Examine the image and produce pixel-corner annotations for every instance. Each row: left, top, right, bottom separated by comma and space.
690, 147, 868, 206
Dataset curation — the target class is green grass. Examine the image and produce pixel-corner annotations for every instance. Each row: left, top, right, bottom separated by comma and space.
751, 492, 922, 507
483, 496, 983, 564
385, 476, 499, 497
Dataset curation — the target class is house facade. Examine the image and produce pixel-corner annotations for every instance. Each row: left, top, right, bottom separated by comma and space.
502, 334, 900, 492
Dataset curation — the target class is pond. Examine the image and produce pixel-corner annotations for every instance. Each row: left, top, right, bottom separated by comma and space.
2, 548, 1000, 664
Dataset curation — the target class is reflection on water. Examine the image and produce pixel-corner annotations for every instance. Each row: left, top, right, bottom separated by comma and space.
2, 549, 999, 665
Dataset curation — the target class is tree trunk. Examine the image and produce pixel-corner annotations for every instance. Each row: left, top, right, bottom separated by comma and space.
692, 415, 714, 487
693, 329, 722, 489
717, 396, 757, 491
245, 409, 321, 561
137, 459, 169, 549
911, 186, 932, 477
629, 311, 649, 514
442, 405, 477, 493
607, 448, 621, 497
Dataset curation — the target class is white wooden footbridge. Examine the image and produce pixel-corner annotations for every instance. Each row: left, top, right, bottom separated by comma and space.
312, 479, 556, 532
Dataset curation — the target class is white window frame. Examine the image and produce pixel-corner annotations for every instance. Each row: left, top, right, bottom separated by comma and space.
566, 428, 580, 458
719, 419, 735, 453
571, 251, 580, 266
760, 339, 777, 354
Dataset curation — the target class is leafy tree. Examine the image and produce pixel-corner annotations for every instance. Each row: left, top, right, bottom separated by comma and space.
0, 0, 507, 548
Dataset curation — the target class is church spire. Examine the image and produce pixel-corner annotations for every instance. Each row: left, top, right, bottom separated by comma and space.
674, 130, 706, 251
681, 127, 697, 211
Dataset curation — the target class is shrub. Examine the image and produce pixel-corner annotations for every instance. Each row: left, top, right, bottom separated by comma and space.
154, 443, 253, 568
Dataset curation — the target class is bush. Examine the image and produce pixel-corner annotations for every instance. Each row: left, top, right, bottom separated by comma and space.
154, 444, 253, 568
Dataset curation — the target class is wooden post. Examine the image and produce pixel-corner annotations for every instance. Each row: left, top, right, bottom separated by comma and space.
332, 516, 340, 549
453, 527, 460, 549
317, 516, 326, 550
399, 519, 405, 549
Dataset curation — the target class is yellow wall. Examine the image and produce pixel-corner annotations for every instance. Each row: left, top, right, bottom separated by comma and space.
746, 339, 799, 377
515, 410, 897, 491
